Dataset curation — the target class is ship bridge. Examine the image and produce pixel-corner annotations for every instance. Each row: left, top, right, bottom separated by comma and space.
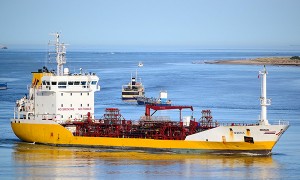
40, 72, 100, 92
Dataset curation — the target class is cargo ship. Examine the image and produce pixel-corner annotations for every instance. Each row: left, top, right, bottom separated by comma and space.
11, 33, 289, 155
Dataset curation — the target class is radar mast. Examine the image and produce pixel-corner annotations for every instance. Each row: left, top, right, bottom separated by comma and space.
48, 32, 66, 76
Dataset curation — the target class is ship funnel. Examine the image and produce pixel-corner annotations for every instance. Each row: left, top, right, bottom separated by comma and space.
259, 66, 271, 125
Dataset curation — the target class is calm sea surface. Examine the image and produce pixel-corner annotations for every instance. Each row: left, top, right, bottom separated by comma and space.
0, 50, 300, 179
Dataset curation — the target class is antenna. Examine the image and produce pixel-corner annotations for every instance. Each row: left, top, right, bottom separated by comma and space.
48, 32, 67, 76
259, 65, 271, 125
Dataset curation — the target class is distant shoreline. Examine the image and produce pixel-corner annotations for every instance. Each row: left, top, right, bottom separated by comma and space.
205, 57, 300, 66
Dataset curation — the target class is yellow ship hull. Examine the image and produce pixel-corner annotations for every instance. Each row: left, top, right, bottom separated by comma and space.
11, 122, 276, 154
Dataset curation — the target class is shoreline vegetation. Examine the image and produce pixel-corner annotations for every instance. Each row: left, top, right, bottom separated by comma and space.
204, 56, 300, 66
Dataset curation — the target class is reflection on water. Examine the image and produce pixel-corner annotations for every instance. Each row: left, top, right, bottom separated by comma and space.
12, 142, 280, 179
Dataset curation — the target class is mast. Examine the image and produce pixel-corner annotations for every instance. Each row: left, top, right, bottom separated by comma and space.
49, 32, 66, 76
259, 66, 271, 125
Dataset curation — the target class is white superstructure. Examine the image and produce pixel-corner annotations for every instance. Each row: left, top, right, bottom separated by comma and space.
13, 33, 100, 124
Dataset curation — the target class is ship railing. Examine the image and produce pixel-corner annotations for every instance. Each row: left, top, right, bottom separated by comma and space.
275, 120, 289, 125
35, 84, 94, 92
215, 121, 290, 126
36, 113, 60, 122
139, 116, 171, 121
217, 122, 259, 126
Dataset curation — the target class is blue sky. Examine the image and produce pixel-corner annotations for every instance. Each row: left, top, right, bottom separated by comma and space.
1, 0, 300, 50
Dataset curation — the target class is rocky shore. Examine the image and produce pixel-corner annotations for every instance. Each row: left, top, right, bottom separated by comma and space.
206, 57, 300, 66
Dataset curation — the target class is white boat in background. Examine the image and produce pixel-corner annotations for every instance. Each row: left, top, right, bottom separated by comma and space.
138, 62, 143, 67
121, 72, 145, 101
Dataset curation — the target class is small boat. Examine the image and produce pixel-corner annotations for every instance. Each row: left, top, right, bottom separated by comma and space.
137, 91, 171, 106
138, 61, 143, 67
121, 72, 145, 101
0, 45, 7, 49
0, 82, 7, 90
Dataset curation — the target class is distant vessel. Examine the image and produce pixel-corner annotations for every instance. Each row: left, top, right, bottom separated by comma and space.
1, 46, 7, 49
138, 61, 143, 67
121, 72, 145, 101
11, 34, 289, 155
0, 82, 7, 90
137, 91, 171, 106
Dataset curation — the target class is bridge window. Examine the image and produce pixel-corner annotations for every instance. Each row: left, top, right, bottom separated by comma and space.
68, 81, 74, 85
58, 81, 67, 88
58, 81, 66, 85
51, 81, 57, 85
91, 81, 97, 85
122, 92, 140, 95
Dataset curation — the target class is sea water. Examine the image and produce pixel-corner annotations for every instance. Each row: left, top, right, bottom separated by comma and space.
0, 50, 300, 179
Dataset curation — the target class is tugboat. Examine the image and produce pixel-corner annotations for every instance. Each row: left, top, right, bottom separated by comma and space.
137, 90, 171, 106
11, 33, 289, 155
121, 71, 145, 101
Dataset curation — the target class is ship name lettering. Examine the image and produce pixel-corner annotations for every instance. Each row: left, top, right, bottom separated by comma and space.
234, 132, 245, 134
260, 129, 269, 131
58, 108, 75, 111
78, 108, 92, 110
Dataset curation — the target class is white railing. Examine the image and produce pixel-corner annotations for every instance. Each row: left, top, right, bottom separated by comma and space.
139, 116, 171, 121
276, 120, 289, 125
